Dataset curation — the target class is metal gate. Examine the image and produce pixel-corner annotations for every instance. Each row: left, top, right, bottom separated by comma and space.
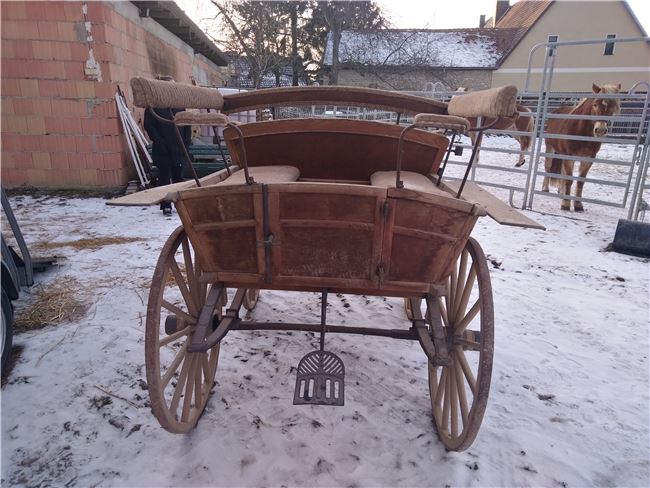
421, 37, 650, 220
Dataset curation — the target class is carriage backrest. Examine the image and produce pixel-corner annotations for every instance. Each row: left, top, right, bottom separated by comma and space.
130, 77, 224, 110
221, 86, 448, 116
223, 118, 450, 182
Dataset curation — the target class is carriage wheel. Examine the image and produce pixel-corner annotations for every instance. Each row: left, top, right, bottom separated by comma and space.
428, 237, 494, 451
145, 226, 222, 433
404, 297, 421, 320
242, 289, 260, 311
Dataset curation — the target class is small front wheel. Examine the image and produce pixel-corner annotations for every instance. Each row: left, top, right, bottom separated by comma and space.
242, 289, 259, 311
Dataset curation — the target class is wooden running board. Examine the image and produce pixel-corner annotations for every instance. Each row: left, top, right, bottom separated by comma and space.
442, 181, 545, 230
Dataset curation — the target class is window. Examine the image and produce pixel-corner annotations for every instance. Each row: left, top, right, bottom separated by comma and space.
604, 34, 616, 55
548, 35, 558, 56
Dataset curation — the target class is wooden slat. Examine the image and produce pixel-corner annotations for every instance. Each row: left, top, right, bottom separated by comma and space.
442, 181, 545, 230
106, 167, 237, 207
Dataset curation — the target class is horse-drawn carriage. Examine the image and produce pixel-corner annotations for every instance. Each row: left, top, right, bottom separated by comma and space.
110, 78, 544, 451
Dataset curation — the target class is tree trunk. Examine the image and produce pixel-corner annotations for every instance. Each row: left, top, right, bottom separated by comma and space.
291, 5, 299, 86
330, 24, 341, 85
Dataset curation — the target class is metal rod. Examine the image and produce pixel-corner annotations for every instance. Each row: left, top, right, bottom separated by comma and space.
172, 122, 201, 187
457, 130, 484, 198
437, 132, 457, 185
320, 289, 328, 351
232, 322, 419, 340
227, 122, 253, 184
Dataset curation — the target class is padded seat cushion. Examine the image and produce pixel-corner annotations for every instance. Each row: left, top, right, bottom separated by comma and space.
216, 165, 300, 186
370, 171, 443, 194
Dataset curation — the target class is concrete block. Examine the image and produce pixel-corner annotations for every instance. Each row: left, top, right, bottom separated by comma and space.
32, 152, 52, 170
37, 21, 60, 41
19, 79, 40, 97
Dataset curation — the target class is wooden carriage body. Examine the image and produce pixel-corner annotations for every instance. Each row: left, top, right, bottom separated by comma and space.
111, 78, 544, 451
174, 117, 484, 297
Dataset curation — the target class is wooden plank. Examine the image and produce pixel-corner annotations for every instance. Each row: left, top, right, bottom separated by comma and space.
106, 167, 237, 206
442, 181, 545, 230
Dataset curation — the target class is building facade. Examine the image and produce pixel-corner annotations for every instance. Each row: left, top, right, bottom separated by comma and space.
1, 1, 228, 189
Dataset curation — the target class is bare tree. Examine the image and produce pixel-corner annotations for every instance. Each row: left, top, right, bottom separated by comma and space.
211, 1, 290, 88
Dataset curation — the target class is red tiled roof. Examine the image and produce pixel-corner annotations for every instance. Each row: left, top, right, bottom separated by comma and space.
495, 1, 554, 62
496, 0, 553, 29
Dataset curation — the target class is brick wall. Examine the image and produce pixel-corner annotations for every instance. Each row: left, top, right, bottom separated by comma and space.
1, 1, 226, 189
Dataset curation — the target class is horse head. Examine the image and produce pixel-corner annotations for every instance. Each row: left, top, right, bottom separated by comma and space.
590, 83, 621, 137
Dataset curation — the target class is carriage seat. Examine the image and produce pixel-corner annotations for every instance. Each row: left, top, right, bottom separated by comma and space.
370, 171, 447, 196
215, 165, 300, 186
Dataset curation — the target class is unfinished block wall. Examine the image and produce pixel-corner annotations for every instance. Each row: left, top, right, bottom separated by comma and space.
1, 1, 226, 189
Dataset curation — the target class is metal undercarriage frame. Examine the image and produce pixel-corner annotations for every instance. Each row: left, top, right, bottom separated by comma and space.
183, 284, 475, 368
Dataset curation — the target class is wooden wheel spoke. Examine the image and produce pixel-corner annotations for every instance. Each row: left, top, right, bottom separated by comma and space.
454, 357, 470, 426
159, 325, 194, 347
450, 363, 459, 438
454, 300, 480, 336
181, 237, 200, 305
201, 353, 210, 381
454, 250, 468, 314
448, 266, 458, 319
170, 352, 193, 415
194, 354, 203, 407
161, 341, 188, 389
181, 355, 197, 422
456, 330, 481, 351
442, 366, 451, 434
454, 265, 476, 320
437, 296, 449, 328
161, 300, 196, 325
454, 345, 477, 395
169, 259, 199, 317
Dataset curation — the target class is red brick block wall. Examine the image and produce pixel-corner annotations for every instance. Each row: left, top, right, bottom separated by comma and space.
1, 1, 226, 189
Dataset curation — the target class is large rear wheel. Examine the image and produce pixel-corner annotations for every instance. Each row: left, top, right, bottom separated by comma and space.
145, 226, 222, 433
428, 237, 494, 451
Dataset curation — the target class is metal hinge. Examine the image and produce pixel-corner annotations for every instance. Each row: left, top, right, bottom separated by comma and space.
382, 201, 390, 218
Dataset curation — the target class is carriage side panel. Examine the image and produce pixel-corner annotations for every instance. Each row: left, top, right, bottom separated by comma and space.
381, 189, 480, 290
174, 185, 266, 284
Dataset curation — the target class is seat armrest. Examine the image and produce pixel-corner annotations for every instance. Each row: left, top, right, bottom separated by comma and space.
174, 111, 229, 127
413, 113, 470, 132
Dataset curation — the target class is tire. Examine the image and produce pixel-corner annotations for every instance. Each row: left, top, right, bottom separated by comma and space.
1, 289, 14, 373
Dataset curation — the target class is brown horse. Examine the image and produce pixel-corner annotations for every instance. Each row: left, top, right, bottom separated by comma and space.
542, 83, 621, 211
468, 104, 534, 167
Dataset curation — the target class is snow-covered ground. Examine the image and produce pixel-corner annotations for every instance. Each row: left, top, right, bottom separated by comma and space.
1, 139, 648, 487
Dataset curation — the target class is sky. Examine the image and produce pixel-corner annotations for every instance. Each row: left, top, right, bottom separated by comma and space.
177, 0, 650, 38
377, 0, 649, 31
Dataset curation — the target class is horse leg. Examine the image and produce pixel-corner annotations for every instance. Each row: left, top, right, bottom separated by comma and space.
515, 134, 531, 167
574, 161, 592, 212
560, 160, 574, 211
542, 154, 552, 192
